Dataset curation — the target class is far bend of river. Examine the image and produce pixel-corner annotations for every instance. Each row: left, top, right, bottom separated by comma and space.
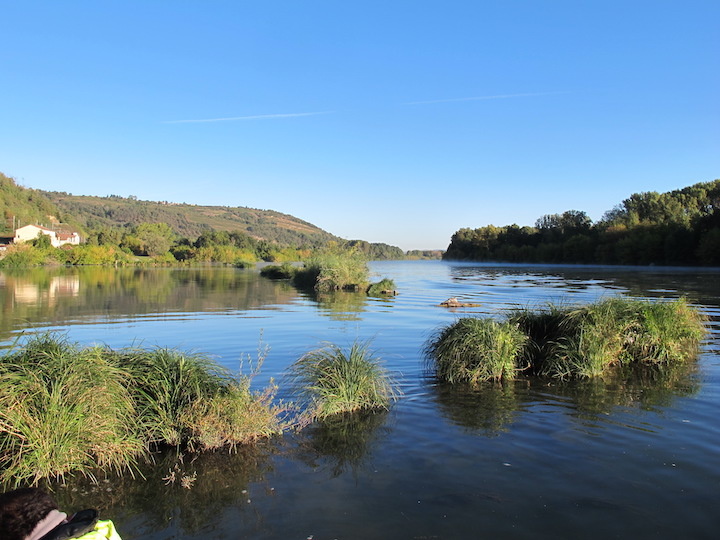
1, 261, 719, 539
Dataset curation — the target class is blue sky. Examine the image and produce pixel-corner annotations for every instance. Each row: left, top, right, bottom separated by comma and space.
1, 1, 718, 251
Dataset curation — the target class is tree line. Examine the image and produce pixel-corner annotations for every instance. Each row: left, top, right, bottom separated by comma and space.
444, 179, 720, 266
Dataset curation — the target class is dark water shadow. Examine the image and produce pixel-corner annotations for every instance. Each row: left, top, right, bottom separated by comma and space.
428, 361, 701, 434
430, 380, 523, 435
45, 442, 278, 538
292, 410, 391, 477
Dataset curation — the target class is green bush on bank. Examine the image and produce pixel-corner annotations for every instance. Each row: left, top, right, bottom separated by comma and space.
426, 297, 707, 383
0, 335, 285, 487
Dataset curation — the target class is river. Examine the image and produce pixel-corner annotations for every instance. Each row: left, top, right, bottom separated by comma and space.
1, 261, 719, 539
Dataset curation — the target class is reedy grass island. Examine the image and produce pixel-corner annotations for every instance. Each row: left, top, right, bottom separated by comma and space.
424, 318, 528, 384
0, 335, 285, 487
426, 297, 707, 383
288, 341, 399, 419
260, 247, 397, 296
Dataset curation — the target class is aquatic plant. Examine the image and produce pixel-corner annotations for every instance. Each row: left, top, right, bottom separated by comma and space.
424, 318, 528, 384
260, 262, 298, 280
511, 297, 707, 379
289, 341, 398, 419
366, 278, 397, 296
119, 347, 235, 447
293, 247, 369, 292
0, 334, 143, 487
0, 334, 287, 487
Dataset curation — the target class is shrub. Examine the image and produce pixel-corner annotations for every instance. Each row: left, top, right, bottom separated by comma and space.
289, 341, 398, 419
424, 318, 528, 384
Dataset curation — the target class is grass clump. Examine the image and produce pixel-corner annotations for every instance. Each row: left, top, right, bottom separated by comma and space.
366, 278, 397, 296
293, 247, 369, 293
424, 318, 528, 384
289, 341, 398, 419
119, 347, 236, 447
0, 334, 143, 487
260, 262, 298, 280
0, 334, 285, 487
510, 297, 707, 379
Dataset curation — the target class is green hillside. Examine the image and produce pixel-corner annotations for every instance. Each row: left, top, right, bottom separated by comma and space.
0, 173, 83, 236
41, 191, 340, 247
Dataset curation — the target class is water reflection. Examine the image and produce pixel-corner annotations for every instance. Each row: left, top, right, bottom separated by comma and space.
431, 381, 521, 435
550, 362, 701, 416
311, 290, 369, 321
430, 363, 700, 435
294, 410, 390, 477
48, 444, 276, 538
0, 266, 298, 342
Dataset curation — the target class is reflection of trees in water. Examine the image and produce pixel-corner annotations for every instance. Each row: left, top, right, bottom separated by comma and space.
431, 362, 701, 434
432, 380, 522, 436
0, 266, 298, 341
47, 443, 277, 537
312, 290, 369, 321
294, 410, 390, 477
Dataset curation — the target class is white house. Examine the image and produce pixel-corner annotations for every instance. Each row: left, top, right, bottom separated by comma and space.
14, 224, 81, 247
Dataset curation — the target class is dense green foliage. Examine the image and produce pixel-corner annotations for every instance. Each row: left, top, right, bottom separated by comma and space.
425, 298, 707, 383
346, 240, 405, 260
445, 179, 720, 265
289, 341, 398, 419
0, 335, 285, 486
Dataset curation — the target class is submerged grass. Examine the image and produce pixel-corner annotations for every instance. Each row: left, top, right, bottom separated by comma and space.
424, 318, 528, 384
0, 334, 285, 487
289, 341, 398, 419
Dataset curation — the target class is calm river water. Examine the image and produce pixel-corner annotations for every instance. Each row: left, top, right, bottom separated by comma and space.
1, 261, 719, 539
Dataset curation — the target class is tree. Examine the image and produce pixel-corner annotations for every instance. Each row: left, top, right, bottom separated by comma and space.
132, 222, 175, 256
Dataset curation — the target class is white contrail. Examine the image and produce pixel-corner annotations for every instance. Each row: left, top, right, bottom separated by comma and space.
405, 91, 568, 105
164, 111, 334, 124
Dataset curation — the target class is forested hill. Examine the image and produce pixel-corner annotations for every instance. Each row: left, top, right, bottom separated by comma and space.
444, 179, 720, 266
0, 173, 83, 235
41, 190, 341, 248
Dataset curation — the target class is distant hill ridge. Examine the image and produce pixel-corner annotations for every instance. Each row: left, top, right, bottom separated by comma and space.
0, 172, 341, 247
42, 190, 341, 247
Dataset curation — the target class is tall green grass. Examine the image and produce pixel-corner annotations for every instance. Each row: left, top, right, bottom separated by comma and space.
0, 335, 143, 486
430, 298, 706, 383
424, 318, 528, 384
512, 297, 707, 379
293, 247, 369, 292
289, 341, 398, 419
0, 334, 285, 487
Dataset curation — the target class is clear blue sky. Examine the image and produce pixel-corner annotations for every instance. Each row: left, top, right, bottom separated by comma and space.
1, 1, 718, 251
